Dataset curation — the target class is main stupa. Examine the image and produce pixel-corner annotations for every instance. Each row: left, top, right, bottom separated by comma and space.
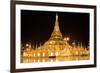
38, 14, 72, 57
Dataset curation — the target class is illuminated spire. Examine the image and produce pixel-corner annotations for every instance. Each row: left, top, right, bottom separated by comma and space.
36, 43, 37, 49
78, 42, 80, 48
51, 14, 62, 38
54, 14, 59, 31
72, 40, 76, 47
80, 42, 83, 48
40, 43, 41, 46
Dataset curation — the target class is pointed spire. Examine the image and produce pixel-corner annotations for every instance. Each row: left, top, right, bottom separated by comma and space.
36, 43, 37, 49
51, 14, 62, 38
33, 45, 34, 49
78, 42, 80, 48
72, 40, 76, 47
80, 42, 83, 48
54, 14, 60, 32
40, 43, 41, 47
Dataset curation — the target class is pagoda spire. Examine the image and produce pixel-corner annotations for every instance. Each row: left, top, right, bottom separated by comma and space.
50, 14, 62, 38
54, 14, 59, 32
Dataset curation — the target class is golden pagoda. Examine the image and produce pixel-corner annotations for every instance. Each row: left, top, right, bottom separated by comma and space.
21, 14, 90, 63
39, 14, 72, 57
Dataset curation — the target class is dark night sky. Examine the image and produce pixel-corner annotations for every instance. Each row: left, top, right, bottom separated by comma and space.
21, 10, 89, 47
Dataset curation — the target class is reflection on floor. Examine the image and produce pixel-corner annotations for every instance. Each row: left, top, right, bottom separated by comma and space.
21, 55, 90, 63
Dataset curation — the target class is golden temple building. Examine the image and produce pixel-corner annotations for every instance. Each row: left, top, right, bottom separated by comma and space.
21, 14, 90, 63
